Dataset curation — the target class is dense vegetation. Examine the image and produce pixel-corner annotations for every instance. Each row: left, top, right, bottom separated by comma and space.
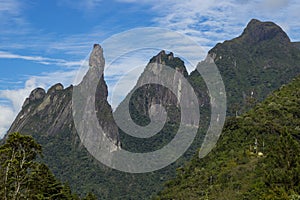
0, 132, 97, 200
156, 75, 300, 199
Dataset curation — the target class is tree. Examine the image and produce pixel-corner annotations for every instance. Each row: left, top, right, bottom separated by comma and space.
0, 132, 42, 200
83, 192, 98, 200
0, 132, 88, 200
27, 163, 75, 199
264, 130, 300, 198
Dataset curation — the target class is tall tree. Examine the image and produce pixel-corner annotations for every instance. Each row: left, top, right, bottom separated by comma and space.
0, 132, 97, 199
0, 132, 42, 200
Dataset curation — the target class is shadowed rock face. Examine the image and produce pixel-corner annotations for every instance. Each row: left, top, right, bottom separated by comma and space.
8, 85, 72, 135
47, 83, 64, 95
116, 50, 190, 125
8, 44, 120, 144
75, 44, 120, 147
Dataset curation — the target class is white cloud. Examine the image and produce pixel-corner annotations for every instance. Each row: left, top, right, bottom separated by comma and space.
0, 51, 85, 67
0, 78, 39, 138
0, 105, 15, 138
118, 0, 300, 44
1, 78, 39, 111
0, 0, 29, 35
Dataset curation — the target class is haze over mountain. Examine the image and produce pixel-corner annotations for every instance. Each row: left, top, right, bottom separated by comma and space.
3, 19, 300, 199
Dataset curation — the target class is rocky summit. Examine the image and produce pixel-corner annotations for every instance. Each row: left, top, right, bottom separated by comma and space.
9, 44, 119, 145
239, 19, 290, 45
198, 19, 300, 115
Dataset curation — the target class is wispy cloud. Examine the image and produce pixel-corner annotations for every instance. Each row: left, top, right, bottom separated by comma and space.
118, 0, 300, 44
0, 0, 30, 35
0, 28, 107, 62
0, 51, 84, 67
0, 0, 20, 14
58, 0, 103, 11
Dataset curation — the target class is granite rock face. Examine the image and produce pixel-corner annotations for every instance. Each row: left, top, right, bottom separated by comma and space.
115, 50, 190, 124
6, 44, 122, 197
9, 44, 119, 145
74, 44, 120, 147
9, 85, 72, 135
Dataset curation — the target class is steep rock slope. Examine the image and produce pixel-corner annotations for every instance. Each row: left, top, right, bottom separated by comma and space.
115, 50, 203, 153
6, 45, 130, 199
8, 45, 119, 145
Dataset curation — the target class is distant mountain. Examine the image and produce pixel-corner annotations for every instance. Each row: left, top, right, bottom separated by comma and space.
156, 74, 300, 200
4, 19, 300, 199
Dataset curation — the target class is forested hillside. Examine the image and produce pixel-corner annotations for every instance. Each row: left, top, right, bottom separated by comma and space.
156, 75, 300, 199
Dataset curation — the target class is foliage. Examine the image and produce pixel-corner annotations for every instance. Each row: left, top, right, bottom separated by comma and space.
156, 75, 300, 199
0, 132, 96, 200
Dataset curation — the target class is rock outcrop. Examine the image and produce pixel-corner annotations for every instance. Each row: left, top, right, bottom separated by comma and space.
115, 50, 189, 124
6, 44, 123, 198
9, 45, 119, 144
239, 19, 290, 45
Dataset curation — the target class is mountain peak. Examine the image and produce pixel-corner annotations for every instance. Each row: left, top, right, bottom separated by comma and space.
89, 44, 104, 70
150, 50, 174, 64
29, 88, 46, 102
147, 50, 188, 77
239, 19, 290, 44
47, 83, 64, 95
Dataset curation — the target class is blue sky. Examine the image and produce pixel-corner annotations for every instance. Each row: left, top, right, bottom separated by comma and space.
0, 0, 300, 137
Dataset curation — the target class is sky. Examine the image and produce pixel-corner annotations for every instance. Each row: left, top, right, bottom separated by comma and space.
0, 0, 300, 138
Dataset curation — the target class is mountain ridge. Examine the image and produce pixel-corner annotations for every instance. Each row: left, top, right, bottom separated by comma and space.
203, 18, 300, 115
